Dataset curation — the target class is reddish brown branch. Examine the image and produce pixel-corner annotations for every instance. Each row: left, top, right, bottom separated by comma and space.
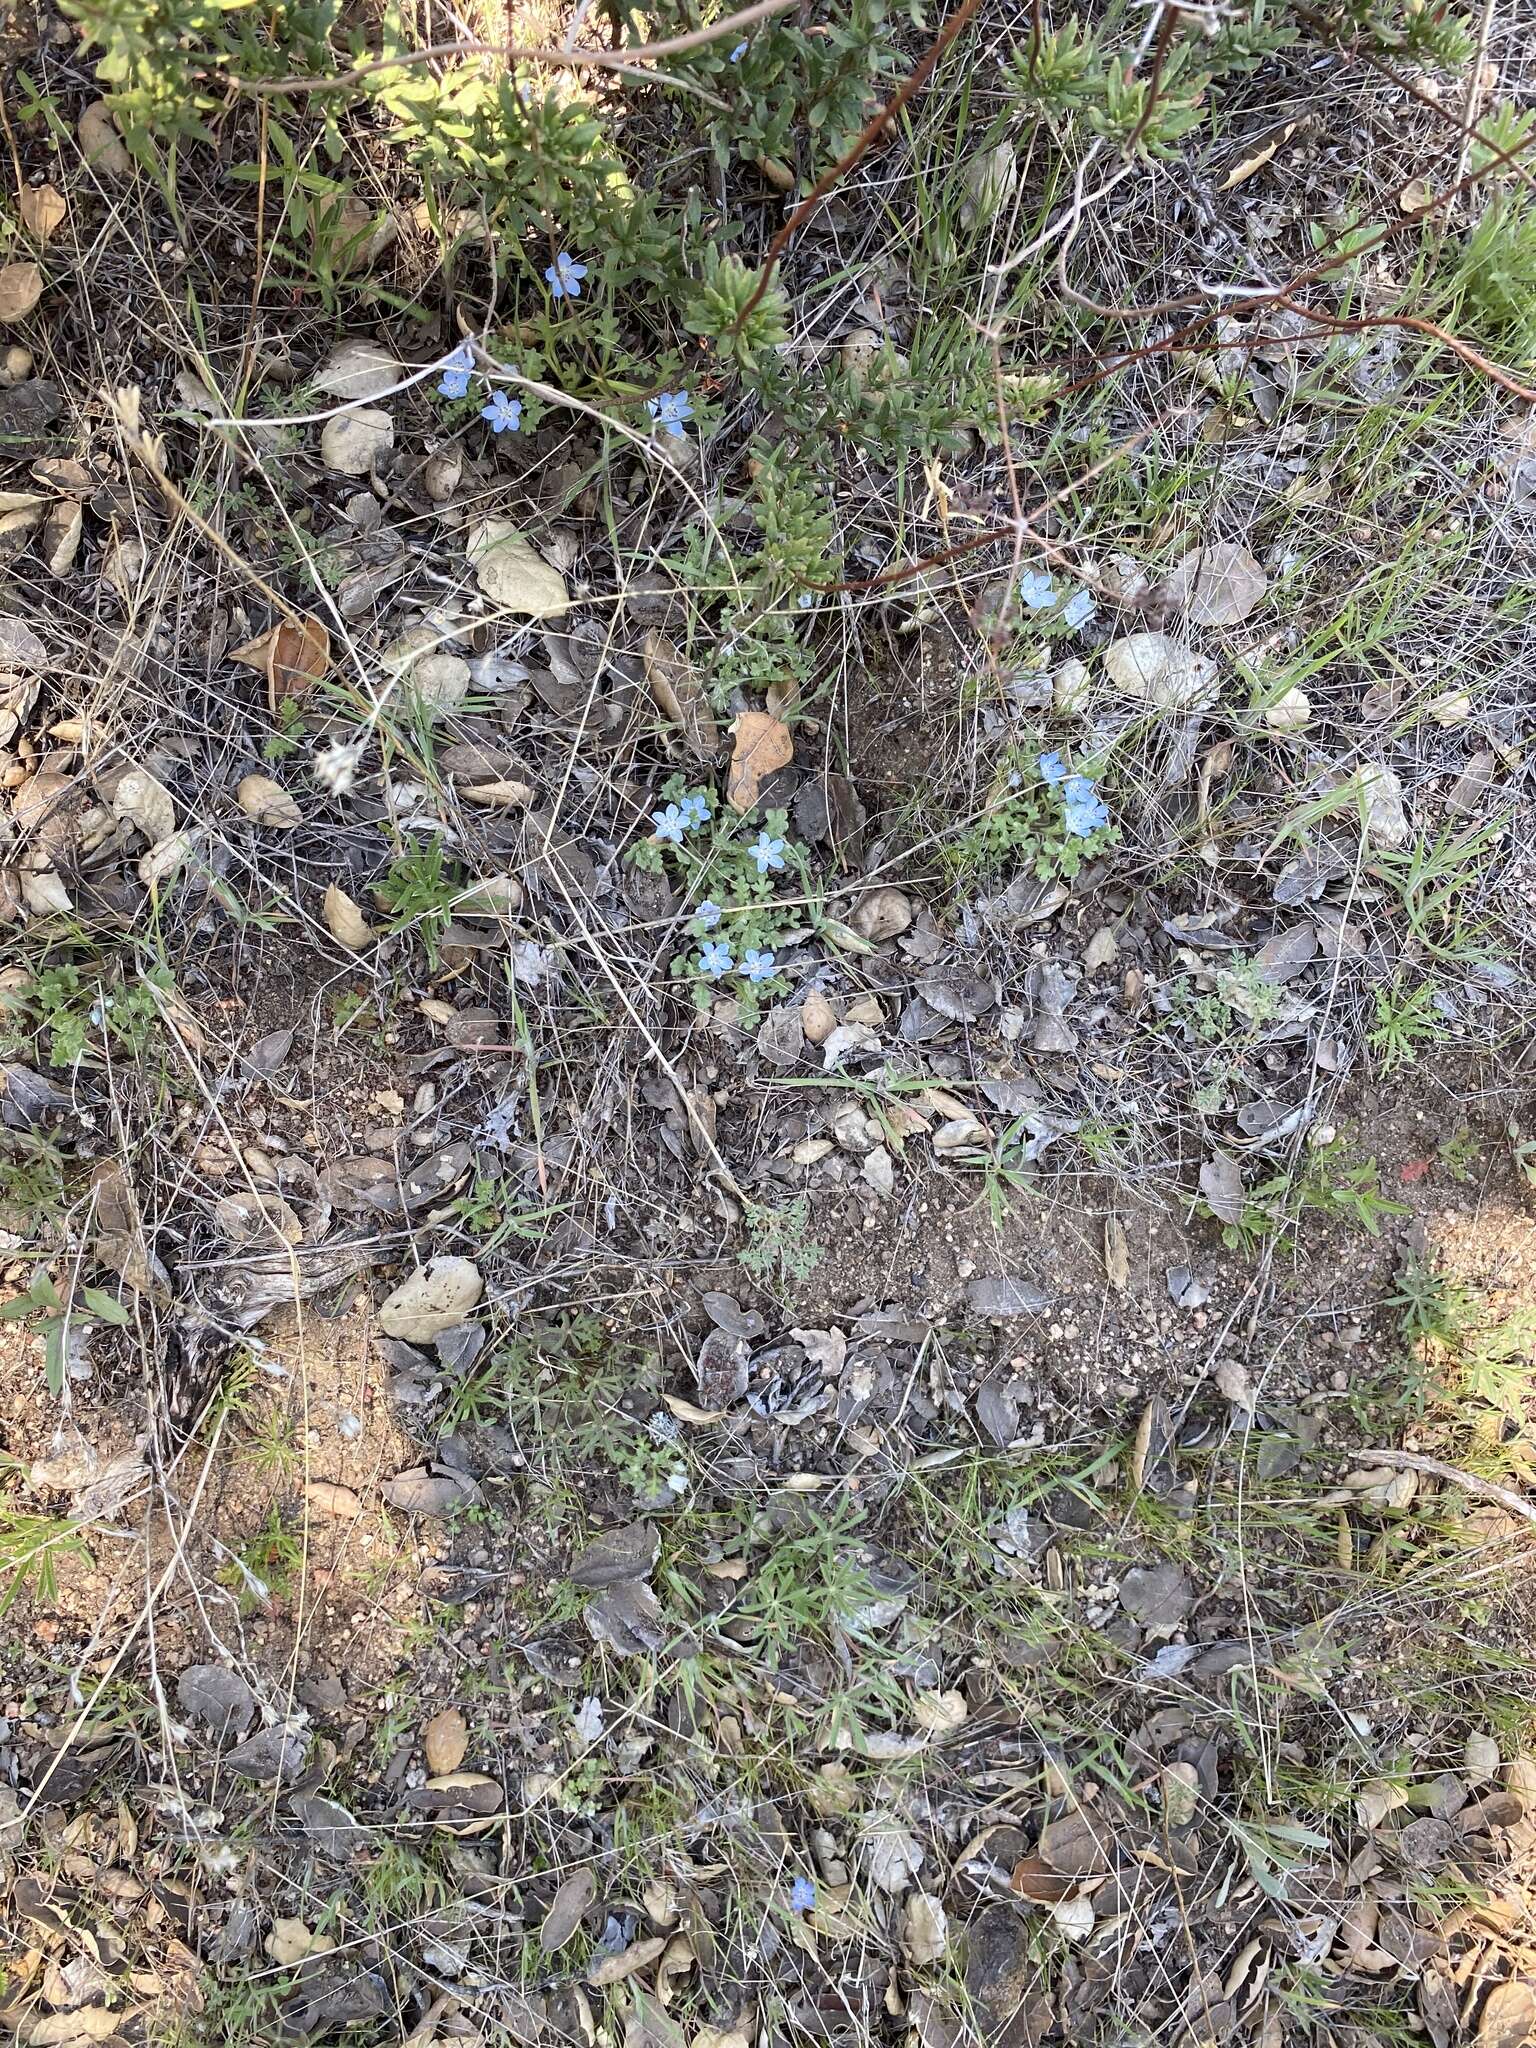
727, 0, 990, 337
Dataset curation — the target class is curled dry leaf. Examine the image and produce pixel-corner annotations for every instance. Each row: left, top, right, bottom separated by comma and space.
42, 500, 83, 577
540, 1868, 597, 1953
727, 708, 793, 810
1158, 541, 1268, 627
322, 881, 375, 950
78, 102, 133, 177
19, 186, 68, 244
643, 627, 719, 761
0, 264, 44, 325
237, 773, 302, 828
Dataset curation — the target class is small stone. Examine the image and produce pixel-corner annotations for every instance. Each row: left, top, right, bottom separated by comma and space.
862, 1146, 895, 1198
377, 1256, 483, 1341
320, 407, 393, 476
1053, 658, 1091, 716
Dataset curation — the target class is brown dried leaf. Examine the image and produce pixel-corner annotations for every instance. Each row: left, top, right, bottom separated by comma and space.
20, 186, 67, 244
643, 628, 719, 762
726, 708, 793, 811
269, 614, 330, 714
0, 263, 44, 324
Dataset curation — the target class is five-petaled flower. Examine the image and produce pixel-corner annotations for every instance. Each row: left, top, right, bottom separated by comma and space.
693, 899, 723, 931
480, 390, 523, 434
699, 940, 734, 978
1062, 774, 1109, 836
437, 342, 474, 400
1062, 587, 1096, 630
790, 1875, 817, 1913
743, 948, 776, 983
647, 389, 694, 439
545, 251, 588, 301
1018, 567, 1058, 612
652, 803, 689, 844
1037, 750, 1069, 787
680, 791, 712, 829
729, 38, 749, 60
749, 831, 786, 874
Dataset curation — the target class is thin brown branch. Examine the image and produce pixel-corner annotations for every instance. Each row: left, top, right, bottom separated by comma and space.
727, 0, 990, 337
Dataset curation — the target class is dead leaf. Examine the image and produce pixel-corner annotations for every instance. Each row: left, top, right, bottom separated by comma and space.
322, 882, 375, 950
1103, 1215, 1130, 1292
78, 102, 133, 178
304, 1480, 363, 1520
41, 500, 82, 577
0, 263, 44, 324
727, 708, 793, 810
643, 628, 719, 761
540, 1868, 597, 1952
1399, 177, 1433, 215
20, 186, 67, 244
269, 614, 330, 715
1217, 120, 1298, 189
902, 1891, 949, 1965
237, 773, 302, 828
1198, 1151, 1245, 1226
588, 1935, 668, 1987
468, 518, 569, 618
1478, 1981, 1536, 2048
1103, 632, 1218, 711
1157, 542, 1268, 627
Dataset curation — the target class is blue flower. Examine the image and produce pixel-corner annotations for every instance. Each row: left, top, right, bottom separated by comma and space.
647, 389, 694, 439
436, 342, 474, 400
749, 832, 786, 874
1062, 774, 1110, 837
699, 940, 734, 978
652, 803, 689, 844
680, 791, 712, 829
545, 251, 588, 301
797, 591, 815, 609
480, 389, 523, 434
1037, 750, 1070, 787
743, 948, 777, 983
1062, 587, 1096, 631
790, 1875, 816, 1913
693, 899, 723, 931
729, 38, 749, 60
1018, 567, 1058, 612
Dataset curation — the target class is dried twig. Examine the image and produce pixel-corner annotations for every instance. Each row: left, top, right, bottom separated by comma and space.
1354, 1449, 1536, 1528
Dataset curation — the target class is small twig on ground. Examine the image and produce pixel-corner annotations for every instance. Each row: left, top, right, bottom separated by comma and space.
1355, 1448, 1536, 1528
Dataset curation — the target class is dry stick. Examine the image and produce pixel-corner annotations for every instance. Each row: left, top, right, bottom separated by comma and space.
1353, 1449, 1536, 1529
243, 0, 799, 93
728, 0, 991, 337
1455, 0, 1501, 190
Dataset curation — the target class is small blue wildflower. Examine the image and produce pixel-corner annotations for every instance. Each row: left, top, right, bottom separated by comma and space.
699, 940, 734, 978
797, 591, 815, 609
480, 389, 523, 434
1037, 750, 1070, 787
1018, 567, 1058, 612
693, 899, 723, 931
652, 803, 689, 845
544, 251, 589, 301
680, 790, 712, 829
647, 389, 695, 439
1061, 587, 1097, 631
729, 38, 749, 60
749, 831, 786, 875
790, 1875, 817, 1914
1062, 774, 1110, 837
436, 342, 474, 400
743, 948, 776, 983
